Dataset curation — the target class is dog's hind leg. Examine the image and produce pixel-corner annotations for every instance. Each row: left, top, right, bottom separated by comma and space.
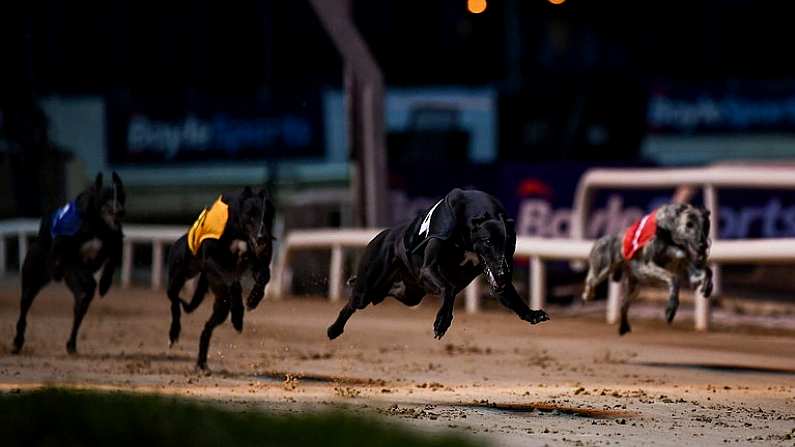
166, 268, 189, 346
619, 275, 638, 336
196, 292, 232, 370
12, 242, 51, 354
582, 265, 611, 302
229, 281, 244, 332
182, 273, 208, 313
64, 269, 97, 354
328, 230, 394, 340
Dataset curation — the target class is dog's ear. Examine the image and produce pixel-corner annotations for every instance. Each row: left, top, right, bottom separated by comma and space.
94, 172, 104, 192
111, 171, 126, 202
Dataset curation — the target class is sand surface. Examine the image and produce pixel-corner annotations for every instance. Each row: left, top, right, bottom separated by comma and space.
1, 278, 794, 446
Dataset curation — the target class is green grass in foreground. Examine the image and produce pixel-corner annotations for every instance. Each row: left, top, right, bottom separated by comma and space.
0, 388, 484, 447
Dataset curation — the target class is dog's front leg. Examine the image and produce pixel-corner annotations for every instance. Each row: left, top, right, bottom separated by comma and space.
493, 283, 550, 325
418, 239, 456, 339
632, 260, 680, 324
98, 235, 122, 297
688, 263, 713, 298
246, 246, 272, 310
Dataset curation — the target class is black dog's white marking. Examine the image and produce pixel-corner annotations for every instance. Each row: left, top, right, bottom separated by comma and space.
327, 188, 549, 341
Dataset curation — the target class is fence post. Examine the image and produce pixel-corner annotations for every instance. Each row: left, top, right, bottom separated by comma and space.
17, 232, 28, 268
151, 240, 164, 290
703, 184, 720, 297
465, 279, 480, 314
530, 256, 545, 310
702, 183, 719, 331
122, 240, 133, 288
606, 281, 622, 324
0, 237, 6, 277
695, 288, 710, 331
329, 244, 344, 302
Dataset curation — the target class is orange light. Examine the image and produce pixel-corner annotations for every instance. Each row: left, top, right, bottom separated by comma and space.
467, 0, 487, 14
548, 0, 566, 5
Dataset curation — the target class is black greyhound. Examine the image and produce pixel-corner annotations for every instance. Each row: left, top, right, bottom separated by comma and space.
328, 188, 550, 340
12, 172, 126, 354
167, 186, 274, 370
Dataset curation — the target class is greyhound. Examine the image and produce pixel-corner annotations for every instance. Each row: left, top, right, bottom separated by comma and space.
166, 186, 274, 370
12, 172, 126, 354
582, 203, 713, 335
327, 188, 549, 341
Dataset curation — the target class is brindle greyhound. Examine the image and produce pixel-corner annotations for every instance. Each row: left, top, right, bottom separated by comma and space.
582, 203, 713, 335
328, 188, 550, 340
12, 172, 126, 354
166, 186, 274, 370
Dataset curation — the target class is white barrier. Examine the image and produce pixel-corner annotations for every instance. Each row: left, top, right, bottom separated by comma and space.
273, 228, 795, 328
0, 219, 185, 290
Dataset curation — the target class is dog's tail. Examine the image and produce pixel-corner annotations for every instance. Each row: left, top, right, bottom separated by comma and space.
180, 273, 208, 313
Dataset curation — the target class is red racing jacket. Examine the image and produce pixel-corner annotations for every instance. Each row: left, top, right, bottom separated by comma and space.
622, 210, 657, 260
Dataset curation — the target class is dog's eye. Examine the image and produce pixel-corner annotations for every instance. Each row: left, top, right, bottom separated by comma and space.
686, 221, 694, 229
483, 239, 493, 246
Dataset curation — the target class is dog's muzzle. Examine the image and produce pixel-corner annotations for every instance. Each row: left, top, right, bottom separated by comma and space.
483, 257, 510, 289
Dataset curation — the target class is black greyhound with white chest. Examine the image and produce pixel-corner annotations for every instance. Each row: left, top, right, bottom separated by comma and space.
166, 186, 274, 370
327, 188, 549, 340
12, 172, 126, 354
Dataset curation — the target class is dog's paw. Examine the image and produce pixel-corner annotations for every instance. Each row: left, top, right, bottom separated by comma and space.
66, 340, 78, 355
701, 280, 713, 298
169, 323, 181, 347
246, 288, 264, 310
665, 304, 678, 324
433, 313, 453, 339
99, 275, 113, 297
527, 309, 550, 325
195, 362, 210, 373
231, 315, 244, 333
618, 322, 631, 336
327, 324, 344, 340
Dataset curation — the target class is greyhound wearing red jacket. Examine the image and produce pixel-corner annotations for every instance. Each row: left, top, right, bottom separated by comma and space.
582, 203, 713, 335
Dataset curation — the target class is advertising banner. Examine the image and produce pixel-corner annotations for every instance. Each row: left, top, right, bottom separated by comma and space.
106, 91, 324, 164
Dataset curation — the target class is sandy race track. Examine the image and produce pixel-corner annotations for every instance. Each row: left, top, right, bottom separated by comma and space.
1, 278, 794, 446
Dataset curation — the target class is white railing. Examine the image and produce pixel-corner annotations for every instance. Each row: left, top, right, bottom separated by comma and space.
270, 227, 795, 330
0, 219, 185, 290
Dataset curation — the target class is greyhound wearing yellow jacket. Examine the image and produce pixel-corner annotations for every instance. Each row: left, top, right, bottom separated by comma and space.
166, 186, 274, 370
